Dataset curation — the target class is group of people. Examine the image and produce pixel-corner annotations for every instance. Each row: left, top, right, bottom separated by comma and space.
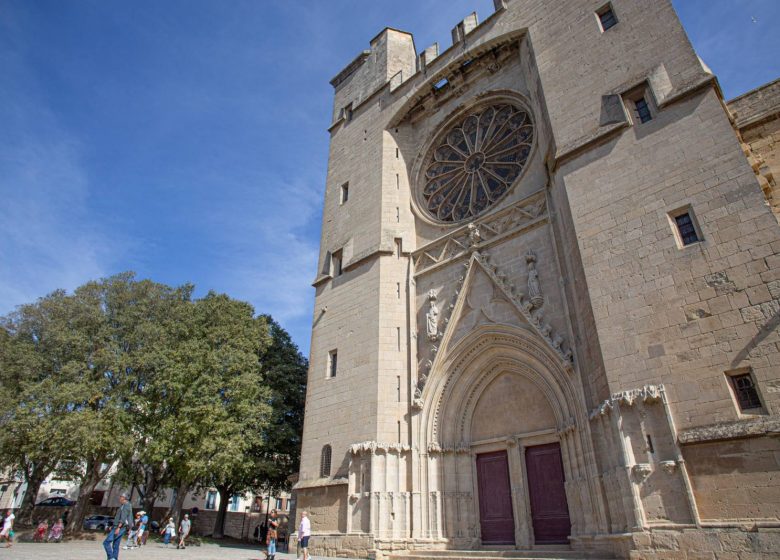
260, 509, 311, 560
33, 517, 65, 542
102, 493, 192, 560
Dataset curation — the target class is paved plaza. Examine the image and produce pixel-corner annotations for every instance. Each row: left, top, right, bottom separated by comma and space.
0, 540, 358, 560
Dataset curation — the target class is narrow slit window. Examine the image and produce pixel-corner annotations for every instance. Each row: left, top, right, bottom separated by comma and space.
320, 445, 332, 477
332, 249, 343, 277
328, 349, 338, 379
396, 148, 399, 159
344, 103, 353, 122
340, 182, 349, 204
729, 373, 763, 412
597, 5, 618, 32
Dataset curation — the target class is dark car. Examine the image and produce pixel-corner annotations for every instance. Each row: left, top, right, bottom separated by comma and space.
36, 497, 76, 507
83, 514, 114, 531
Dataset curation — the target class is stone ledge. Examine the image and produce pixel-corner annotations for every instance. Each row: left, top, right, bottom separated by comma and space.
678, 416, 780, 444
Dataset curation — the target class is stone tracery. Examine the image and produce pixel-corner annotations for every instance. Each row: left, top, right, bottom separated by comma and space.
423, 103, 534, 223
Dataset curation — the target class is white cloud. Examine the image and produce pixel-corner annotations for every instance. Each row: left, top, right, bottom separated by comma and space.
0, 62, 126, 315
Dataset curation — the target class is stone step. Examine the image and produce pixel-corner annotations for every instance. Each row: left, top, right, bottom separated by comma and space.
389, 549, 611, 560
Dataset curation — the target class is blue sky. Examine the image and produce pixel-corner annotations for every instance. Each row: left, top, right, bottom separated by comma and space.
1, 0, 778, 356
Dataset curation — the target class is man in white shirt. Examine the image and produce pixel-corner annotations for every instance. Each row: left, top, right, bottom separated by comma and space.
298, 511, 311, 560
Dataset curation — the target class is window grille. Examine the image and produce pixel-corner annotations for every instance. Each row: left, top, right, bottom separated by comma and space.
674, 213, 699, 245
730, 374, 762, 411
634, 98, 652, 123
320, 445, 332, 477
598, 6, 618, 31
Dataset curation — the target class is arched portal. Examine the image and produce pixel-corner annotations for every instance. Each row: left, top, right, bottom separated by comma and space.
416, 325, 605, 548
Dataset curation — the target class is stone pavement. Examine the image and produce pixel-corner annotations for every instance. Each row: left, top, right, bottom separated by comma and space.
0, 540, 361, 560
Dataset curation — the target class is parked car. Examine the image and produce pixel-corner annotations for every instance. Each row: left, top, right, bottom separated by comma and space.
83, 514, 114, 531
35, 497, 76, 507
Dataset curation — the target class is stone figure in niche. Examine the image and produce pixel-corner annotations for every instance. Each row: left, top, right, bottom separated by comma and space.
426, 290, 440, 342
525, 250, 544, 308
467, 223, 482, 247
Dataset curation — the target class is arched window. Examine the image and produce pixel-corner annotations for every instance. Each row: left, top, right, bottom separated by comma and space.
320, 445, 332, 478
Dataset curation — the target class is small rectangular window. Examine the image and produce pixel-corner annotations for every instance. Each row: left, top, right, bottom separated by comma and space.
597, 5, 618, 32
344, 103, 353, 122
332, 249, 343, 277
340, 182, 349, 204
433, 78, 449, 91
668, 206, 703, 248
634, 97, 652, 123
674, 213, 699, 245
205, 491, 217, 510
727, 371, 763, 412
328, 350, 338, 379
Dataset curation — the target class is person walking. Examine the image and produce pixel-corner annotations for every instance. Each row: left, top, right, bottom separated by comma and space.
103, 493, 133, 560
298, 511, 311, 560
0, 510, 15, 548
161, 517, 175, 546
177, 514, 191, 549
265, 510, 279, 560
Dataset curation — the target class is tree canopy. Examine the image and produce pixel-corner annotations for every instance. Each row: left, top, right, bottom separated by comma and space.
0, 273, 307, 534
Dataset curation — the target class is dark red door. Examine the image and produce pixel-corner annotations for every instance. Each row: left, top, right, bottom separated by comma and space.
476, 450, 515, 545
526, 442, 571, 544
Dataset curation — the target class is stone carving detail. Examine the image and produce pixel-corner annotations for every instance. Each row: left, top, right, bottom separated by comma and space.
525, 250, 544, 308
426, 290, 440, 341
421, 103, 534, 223
412, 193, 547, 276
660, 460, 678, 474
427, 442, 470, 454
589, 384, 665, 420
349, 441, 413, 455
472, 251, 574, 370
632, 463, 653, 483
413, 250, 574, 412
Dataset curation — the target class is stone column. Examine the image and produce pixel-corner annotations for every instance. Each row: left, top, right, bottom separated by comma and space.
506, 437, 532, 547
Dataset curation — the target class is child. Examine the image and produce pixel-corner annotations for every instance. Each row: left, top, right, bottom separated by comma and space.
34, 519, 49, 542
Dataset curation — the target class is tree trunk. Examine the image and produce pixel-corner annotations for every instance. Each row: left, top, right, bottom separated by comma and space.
212, 486, 231, 539
141, 468, 162, 516
17, 467, 48, 527
68, 458, 110, 533
163, 481, 190, 526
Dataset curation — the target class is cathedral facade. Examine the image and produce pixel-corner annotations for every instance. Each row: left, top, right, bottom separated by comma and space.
294, 1, 780, 558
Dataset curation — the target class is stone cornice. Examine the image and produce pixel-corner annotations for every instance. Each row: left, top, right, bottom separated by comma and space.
678, 416, 780, 444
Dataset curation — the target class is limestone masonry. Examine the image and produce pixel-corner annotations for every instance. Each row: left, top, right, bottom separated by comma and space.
294, 1, 780, 559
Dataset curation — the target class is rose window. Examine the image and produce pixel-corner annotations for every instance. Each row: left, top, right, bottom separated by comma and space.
422, 103, 534, 223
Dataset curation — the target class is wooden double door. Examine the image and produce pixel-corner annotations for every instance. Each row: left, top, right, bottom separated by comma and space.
476, 443, 571, 546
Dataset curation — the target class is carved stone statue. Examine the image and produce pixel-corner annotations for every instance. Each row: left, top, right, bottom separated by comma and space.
426, 290, 440, 341
467, 223, 482, 247
525, 250, 544, 308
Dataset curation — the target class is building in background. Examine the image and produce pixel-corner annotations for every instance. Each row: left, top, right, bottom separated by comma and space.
295, 1, 780, 558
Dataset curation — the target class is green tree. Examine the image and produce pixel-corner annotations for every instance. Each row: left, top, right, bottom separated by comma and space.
208, 315, 307, 538
0, 290, 103, 525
